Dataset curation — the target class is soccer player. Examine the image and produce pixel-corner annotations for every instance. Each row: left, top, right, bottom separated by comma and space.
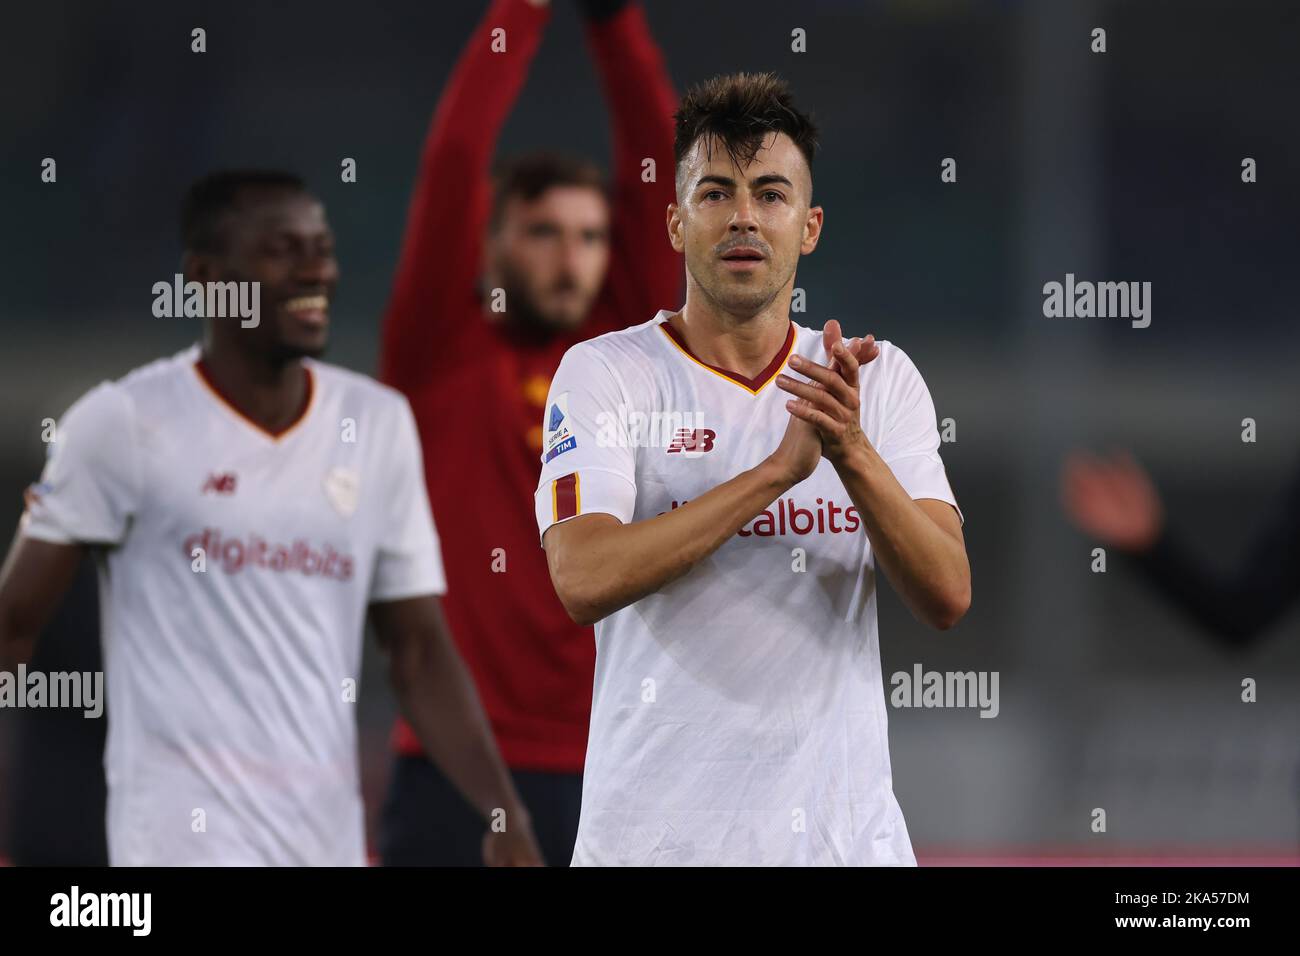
0, 170, 542, 866
377, 0, 678, 865
535, 73, 971, 865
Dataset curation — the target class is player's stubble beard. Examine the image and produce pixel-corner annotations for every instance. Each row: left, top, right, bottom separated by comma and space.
685, 243, 799, 322
494, 258, 593, 337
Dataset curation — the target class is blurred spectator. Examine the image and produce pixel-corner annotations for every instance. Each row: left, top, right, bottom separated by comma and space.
1062, 449, 1300, 647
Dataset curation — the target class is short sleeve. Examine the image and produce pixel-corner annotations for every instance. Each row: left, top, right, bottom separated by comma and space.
369, 396, 447, 602
872, 344, 964, 526
533, 343, 637, 543
22, 382, 140, 545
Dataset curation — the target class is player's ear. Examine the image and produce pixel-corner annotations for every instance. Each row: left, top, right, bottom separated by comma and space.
666, 202, 685, 253
800, 205, 824, 255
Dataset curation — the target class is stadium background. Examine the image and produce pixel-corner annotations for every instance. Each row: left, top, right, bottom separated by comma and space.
1, 0, 1297, 863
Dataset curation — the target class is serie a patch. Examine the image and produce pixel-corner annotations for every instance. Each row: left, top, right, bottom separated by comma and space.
542, 393, 576, 462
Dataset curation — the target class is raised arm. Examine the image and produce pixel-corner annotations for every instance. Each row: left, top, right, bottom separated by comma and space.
1063, 449, 1300, 648
380, 0, 553, 390
581, 1, 681, 328
1131, 462, 1300, 648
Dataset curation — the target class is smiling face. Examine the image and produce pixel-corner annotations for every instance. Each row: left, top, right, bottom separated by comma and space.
669, 131, 823, 319
188, 186, 339, 362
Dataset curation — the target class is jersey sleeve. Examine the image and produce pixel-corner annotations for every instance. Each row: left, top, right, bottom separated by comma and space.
533, 343, 637, 542
22, 382, 140, 545
369, 396, 448, 603
873, 344, 964, 525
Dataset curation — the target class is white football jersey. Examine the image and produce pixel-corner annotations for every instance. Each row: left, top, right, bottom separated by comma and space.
534, 312, 963, 866
22, 344, 445, 866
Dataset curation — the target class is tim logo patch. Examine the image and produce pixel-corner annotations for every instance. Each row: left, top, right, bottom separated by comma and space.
544, 435, 576, 463
542, 393, 576, 463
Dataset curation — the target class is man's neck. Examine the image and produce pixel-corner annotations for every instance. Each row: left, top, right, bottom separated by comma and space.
669, 285, 792, 379
198, 342, 309, 435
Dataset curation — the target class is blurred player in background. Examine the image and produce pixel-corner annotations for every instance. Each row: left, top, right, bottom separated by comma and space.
535, 72, 970, 865
377, 0, 678, 865
0, 170, 541, 866
1062, 450, 1300, 646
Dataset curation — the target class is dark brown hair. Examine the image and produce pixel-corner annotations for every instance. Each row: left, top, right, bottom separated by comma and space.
490, 152, 608, 232
673, 72, 819, 188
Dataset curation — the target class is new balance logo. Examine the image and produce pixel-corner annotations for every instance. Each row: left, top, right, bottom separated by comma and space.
201, 472, 238, 495
666, 428, 716, 454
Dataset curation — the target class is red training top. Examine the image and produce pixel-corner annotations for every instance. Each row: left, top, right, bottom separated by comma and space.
380, 0, 680, 772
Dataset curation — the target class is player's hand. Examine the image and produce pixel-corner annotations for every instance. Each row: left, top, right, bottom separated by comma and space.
821, 319, 880, 378
1061, 449, 1165, 552
480, 803, 545, 866
776, 320, 878, 468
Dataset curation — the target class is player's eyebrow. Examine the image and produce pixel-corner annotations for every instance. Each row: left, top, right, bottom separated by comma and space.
696, 174, 738, 190
695, 173, 794, 191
